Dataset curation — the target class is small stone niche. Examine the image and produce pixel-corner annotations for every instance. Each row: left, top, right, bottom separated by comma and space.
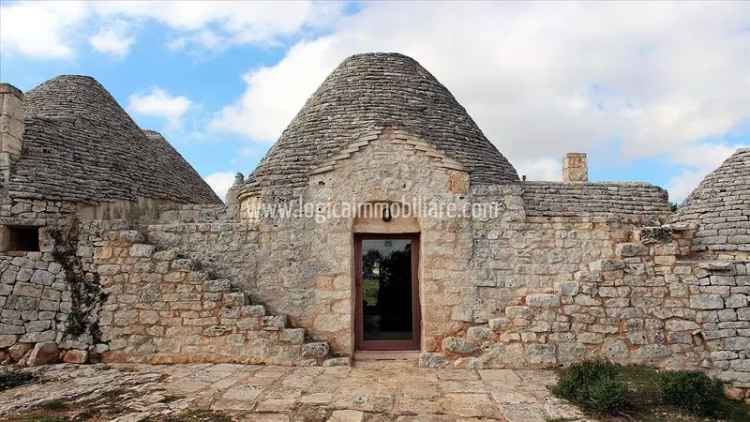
0, 225, 41, 252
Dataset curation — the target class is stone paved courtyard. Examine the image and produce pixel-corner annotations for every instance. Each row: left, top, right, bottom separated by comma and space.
0, 361, 597, 421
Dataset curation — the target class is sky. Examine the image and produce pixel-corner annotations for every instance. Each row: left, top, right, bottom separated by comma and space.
1, 1, 749, 203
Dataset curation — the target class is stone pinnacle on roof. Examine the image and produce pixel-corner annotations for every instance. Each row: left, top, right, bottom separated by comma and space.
246, 52, 519, 192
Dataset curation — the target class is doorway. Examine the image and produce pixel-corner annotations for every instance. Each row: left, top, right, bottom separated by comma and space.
355, 234, 420, 351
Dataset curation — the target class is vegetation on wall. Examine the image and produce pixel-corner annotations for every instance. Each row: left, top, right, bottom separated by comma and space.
48, 223, 107, 343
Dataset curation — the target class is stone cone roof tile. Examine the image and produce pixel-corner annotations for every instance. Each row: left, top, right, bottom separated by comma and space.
245, 52, 519, 193
7, 75, 220, 204
674, 147, 750, 253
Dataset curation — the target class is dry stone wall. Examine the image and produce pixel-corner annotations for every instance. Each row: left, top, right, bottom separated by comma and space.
0, 251, 69, 360
81, 221, 335, 366
0, 223, 98, 365
144, 204, 258, 293
1, 122, 748, 397
424, 219, 750, 396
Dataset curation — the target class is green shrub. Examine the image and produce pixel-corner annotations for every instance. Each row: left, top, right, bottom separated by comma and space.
554, 360, 627, 414
659, 370, 723, 417
584, 377, 627, 413
554, 360, 750, 420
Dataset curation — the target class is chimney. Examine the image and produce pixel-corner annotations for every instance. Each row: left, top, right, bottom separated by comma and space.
0, 83, 24, 173
562, 153, 588, 183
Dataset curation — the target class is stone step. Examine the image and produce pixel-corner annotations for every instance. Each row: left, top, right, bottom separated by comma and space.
322, 356, 351, 367
301, 341, 330, 360
262, 314, 287, 330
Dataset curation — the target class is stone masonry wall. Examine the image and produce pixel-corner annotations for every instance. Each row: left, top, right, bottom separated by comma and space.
143, 204, 258, 293
83, 221, 335, 366
425, 219, 750, 397
0, 251, 68, 361
0, 223, 96, 365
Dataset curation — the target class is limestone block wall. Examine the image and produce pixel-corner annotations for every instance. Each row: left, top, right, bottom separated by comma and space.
143, 204, 258, 294
244, 128, 479, 354
84, 221, 333, 366
0, 251, 70, 362
426, 221, 750, 395
0, 197, 78, 227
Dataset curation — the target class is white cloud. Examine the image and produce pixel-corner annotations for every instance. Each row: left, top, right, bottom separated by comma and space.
210, 39, 338, 140
89, 21, 135, 58
211, 1, 750, 201
516, 158, 562, 182
1, 1, 342, 59
128, 88, 192, 129
204, 171, 237, 202
94, 0, 341, 51
0, 1, 89, 59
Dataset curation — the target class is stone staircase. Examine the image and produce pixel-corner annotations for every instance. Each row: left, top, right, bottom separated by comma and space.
94, 227, 345, 367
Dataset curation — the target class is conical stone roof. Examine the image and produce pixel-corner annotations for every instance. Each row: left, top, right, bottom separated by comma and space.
7, 75, 220, 204
246, 53, 518, 193
674, 147, 750, 254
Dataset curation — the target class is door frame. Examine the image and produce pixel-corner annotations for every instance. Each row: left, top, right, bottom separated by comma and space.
354, 233, 421, 351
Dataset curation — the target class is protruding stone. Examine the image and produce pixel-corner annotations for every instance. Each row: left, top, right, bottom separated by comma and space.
27, 342, 59, 366
442, 336, 477, 355
302, 342, 329, 359
466, 326, 492, 344
62, 349, 88, 364
8, 343, 32, 361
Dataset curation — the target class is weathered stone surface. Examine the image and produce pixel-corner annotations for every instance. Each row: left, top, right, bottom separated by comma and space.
0, 334, 17, 348
62, 349, 88, 364
691, 294, 724, 310
130, 244, 155, 257
666, 319, 700, 332
616, 243, 649, 257
526, 294, 561, 307
301, 342, 329, 360
419, 353, 450, 368
442, 337, 477, 355
26, 342, 59, 366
